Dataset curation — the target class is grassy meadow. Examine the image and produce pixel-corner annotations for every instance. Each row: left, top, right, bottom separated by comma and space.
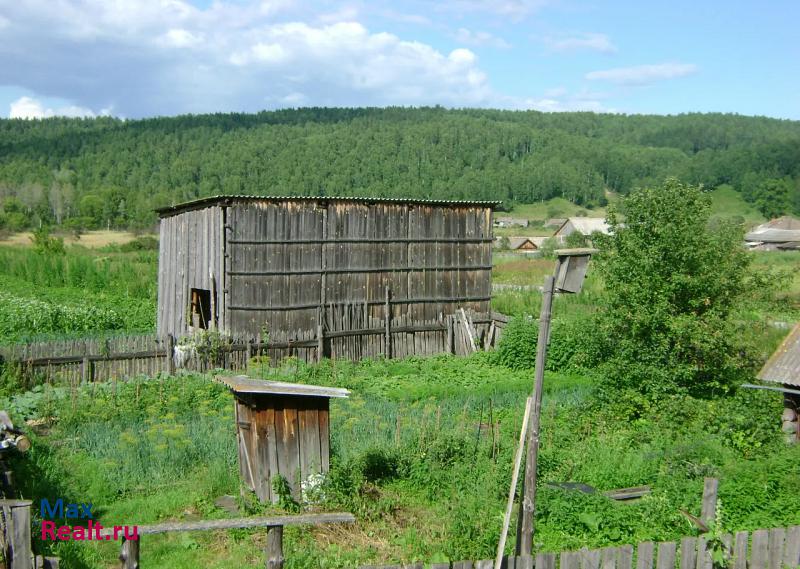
0, 196, 798, 568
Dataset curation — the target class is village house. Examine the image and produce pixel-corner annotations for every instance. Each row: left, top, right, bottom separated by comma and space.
745, 216, 800, 251
553, 217, 611, 245
494, 216, 529, 228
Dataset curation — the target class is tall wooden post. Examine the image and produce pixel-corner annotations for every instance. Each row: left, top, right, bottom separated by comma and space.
1, 499, 33, 569
166, 334, 176, 375
266, 526, 284, 569
119, 537, 140, 569
700, 477, 719, 528
516, 276, 555, 556
384, 286, 392, 359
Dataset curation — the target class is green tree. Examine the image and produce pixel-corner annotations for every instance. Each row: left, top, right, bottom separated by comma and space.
592, 179, 760, 401
752, 177, 793, 219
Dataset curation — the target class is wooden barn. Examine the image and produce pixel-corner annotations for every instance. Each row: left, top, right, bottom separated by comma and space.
156, 195, 498, 362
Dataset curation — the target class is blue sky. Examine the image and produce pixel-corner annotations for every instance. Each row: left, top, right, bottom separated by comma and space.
0, 0, 798, 119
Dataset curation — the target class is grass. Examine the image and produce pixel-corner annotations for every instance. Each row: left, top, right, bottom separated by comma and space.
7, 358, 800, 568
707, 185, 765, 226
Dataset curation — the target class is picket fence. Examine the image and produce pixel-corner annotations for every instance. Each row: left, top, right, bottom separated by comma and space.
360, 525, 800, 569
0, 310, 508, 384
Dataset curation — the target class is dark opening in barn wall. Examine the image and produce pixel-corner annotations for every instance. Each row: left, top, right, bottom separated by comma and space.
190, 288, 213, 329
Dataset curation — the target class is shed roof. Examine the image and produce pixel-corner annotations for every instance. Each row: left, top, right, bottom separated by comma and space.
555, 217, 611, 236
508, 237, 537, 249
157, 195, 500, 217
215, 375, 350, 398
757, 323, 800, 387
744, 228, 800, 243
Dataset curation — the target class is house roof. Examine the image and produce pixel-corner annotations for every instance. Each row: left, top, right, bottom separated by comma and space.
745, 216, 800, 243
555, 217, 611, 236
508, 237, 537, 249
757, 323, 800, 387
156, 195, 500, 217
544, 218, 568, 227
215, 375, 350, 398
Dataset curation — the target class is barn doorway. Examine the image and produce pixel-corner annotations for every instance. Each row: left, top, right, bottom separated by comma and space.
190, 288, 213, 329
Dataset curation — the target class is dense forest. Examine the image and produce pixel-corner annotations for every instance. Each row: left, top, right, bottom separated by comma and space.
0, 107, 798, 230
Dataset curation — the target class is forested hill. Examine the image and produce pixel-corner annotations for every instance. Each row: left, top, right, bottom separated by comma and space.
0, 107, 799, 230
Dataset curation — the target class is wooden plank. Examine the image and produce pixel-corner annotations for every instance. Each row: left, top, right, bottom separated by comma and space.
618, 545, 633, 569
515, 556, 533, 569
536, 552, 556, 569
783, 526, 800, 568
680, 538, 697, 569
700, 478, 718, 527
636, 543, 654, 569
119, 537, 139, 569
562, 551, 580, 569
656, 542, 677, 569
4, 500, 32, 569
601, 547, 618, 569
452, 562, 474, 569
580, 548, 601, 569
732, 531, 748, 569
694, 538, 709, 569
752, 529, 770, 569
768, 528, 786, 569
266, 526, 284, 569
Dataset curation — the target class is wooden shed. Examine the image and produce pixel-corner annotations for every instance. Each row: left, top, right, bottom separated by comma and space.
156, 196, 498, 361
757, 322, 800, 443
216, 375, 350, 503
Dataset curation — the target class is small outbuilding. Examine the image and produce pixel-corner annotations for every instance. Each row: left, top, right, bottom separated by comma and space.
216, 375, 350, 502
553, 217, 611, 245
494, 217, 529, 228
757, 322, 800, 443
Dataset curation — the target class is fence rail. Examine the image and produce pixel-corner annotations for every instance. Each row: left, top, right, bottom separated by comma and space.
0, 310, 509, 384
359, 526, 800, 569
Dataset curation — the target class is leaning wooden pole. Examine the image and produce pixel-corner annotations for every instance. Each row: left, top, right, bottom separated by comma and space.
495, 397, 533, 569
516, 275, 555, 557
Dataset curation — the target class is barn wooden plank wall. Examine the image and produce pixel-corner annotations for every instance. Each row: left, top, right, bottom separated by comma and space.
163, 198, 494, 354
0, 311, 508, 384
157, 205, 226, 338
359, 525, 800, 569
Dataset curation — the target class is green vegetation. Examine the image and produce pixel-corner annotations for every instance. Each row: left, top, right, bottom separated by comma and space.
0, 175, 798, 567
7, 356, 799, 568
0, 244, 156, 342
1, 109, 799, 230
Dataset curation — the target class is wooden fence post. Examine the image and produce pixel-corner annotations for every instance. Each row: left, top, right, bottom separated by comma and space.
384, 286, 392, 359
1, 499, 33, 569
119, 537, 140, 569
167, 334, 176, 375
700, 478, 719, 528
81, 355, 92, 383
266, 526, 284, 569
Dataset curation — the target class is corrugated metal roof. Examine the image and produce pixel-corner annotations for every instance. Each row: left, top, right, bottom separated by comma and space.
744, 228, 800, 243
215, 375, 350, 398
156, 194, 500, 216
555, 217, 611, 236
758, 323, 800, 387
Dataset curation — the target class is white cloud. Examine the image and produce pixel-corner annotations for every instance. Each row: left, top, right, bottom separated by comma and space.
0, 1, 497, 116
9, 96, 101, 119
586, 63, 698, 85
160, 28, 202, 48
453, 28, 511, 49
545, 33, 616, 54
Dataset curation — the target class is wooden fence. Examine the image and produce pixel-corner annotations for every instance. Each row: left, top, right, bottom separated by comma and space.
0, 311, 508, 384
360, 525, 800, 569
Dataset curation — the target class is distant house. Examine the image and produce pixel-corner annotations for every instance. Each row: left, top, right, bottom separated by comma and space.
745, 216, 800, 251
495, 236, 547, 253
553, 217, 611, 244
544, 218, 568, 229
494, 217, 530, 228
757, 322, 800, 443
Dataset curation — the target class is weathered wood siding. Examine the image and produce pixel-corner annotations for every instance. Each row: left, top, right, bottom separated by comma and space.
218, 198, 493, 352
235, 394, 331, 503
157, 206, 226, 338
